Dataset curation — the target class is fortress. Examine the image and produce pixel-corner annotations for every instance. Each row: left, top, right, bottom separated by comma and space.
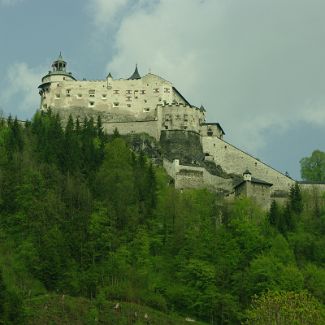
39, 54, 320, 209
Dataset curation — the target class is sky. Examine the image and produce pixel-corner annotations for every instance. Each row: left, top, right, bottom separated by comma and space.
1, 0, 325, 179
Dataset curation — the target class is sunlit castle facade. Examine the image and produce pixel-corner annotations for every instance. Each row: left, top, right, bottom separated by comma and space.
38, 54, 224, 140
38, 54, 298, 208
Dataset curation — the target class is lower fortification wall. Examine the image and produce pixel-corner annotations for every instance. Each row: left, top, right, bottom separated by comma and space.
163, 159, 233, 192
103, 120, 160, 139
202, 137, 295, 193
299, 183, 325, 193
51, 107, 161, 139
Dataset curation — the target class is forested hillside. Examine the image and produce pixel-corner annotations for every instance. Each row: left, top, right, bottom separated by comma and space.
0, 111, 324, 324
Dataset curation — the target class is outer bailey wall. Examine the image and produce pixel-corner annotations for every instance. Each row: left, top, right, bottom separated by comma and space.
163, 159, 233, 192
202, 136, 295, 193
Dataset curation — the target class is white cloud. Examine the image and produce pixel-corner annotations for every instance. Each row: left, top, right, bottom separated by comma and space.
88, 0, 130, 27
90, 0, 325, 154
0, 63, 43, 118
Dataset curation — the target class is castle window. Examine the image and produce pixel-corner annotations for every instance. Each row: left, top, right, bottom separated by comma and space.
126, 90, 132, 94
164, 87, 170, 93
55, 94, 60, 99
43, 104, 47, 109
141, 90, 146, 94
126, 96, 131, 101
89, 90, 95, 97
102, 94, 107, 99
66, 89, 71, 97
113, 90, 119, 94
154, 88, 159, 93
144, 108, 150, 112
144, 99, 147, 103
184, 114, 188, 122
113, 102, 119, 107
207, 128, 213, 136
89, 101, 95, 107
63, 77, 66, 80
165, 126, 169, 129
77, 94, 82, 98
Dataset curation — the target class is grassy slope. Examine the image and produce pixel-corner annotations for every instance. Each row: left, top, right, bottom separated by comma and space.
25, 294, 208, 325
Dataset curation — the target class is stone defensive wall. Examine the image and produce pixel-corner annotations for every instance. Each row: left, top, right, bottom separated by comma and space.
160, 102, 205, 134
299, 182, 325, 193
201, 136, 295, 194
163, 158, 233, 192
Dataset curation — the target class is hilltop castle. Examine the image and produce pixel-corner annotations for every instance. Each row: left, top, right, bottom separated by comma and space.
39, 54, 300, 209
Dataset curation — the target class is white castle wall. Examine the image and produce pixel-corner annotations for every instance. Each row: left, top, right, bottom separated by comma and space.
202, 136, 295, 193
40, 73, 186, 120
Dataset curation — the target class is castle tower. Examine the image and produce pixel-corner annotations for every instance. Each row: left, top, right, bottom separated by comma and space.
40, 53, 76, 85
52, 52, 67, 72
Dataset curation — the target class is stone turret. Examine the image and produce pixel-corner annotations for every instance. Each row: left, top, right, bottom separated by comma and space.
243, 169, 252, 181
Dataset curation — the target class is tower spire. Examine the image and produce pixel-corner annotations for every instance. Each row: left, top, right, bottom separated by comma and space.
128, 64, 141, 80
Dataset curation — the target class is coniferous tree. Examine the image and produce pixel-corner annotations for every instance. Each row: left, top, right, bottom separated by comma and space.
289, 183, 303, 215
268, 200, 279, 227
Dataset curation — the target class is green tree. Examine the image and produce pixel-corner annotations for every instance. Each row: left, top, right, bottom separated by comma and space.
289, 183, 303, 215
300, 150, 325, 182
245, 291, 325, 325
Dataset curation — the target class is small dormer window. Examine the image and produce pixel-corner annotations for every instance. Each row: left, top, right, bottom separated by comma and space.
164, 88, 170, 93
113, 90, 119, 94
89, 101, 95, 107
77, 94, 82, 98
102, 94, 107, 99
113, 102, 119, 107
55, 94, 60, 99
154, 88, 159, 93
89, 90, 95, 97
144, 108, 150, 112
